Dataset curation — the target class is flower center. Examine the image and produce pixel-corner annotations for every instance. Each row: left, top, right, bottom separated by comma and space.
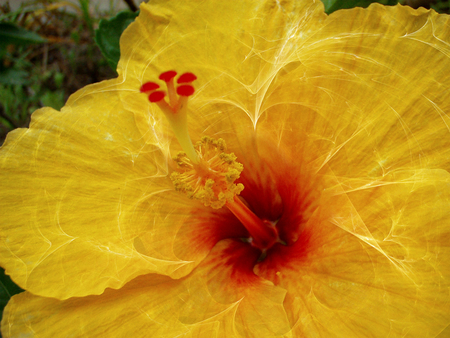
140, 71, 281, 251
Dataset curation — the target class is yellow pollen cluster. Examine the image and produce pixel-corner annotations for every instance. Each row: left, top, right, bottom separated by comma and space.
170, 136, 244, 209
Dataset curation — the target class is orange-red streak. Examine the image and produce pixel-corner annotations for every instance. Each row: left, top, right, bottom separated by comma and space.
226, 195, 280, 250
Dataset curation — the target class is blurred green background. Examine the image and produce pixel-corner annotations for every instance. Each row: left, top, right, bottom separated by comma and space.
0, 0, 449, 335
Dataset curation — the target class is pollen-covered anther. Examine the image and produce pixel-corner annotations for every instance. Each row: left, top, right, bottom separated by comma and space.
170, 137, 244, 209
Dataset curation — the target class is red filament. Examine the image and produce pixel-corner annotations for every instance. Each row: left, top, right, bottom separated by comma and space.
159, 71, 177, 82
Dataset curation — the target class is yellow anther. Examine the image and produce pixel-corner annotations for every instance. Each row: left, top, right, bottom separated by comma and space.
170, 137, 244, 209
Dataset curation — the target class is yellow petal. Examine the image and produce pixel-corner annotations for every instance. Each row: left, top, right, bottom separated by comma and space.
255, 3, 450, 176
0, 81, 193, 299
118, 0, 327, 125
2, 240, 290, 338
255, 168, 450, 337
193, 239, 291, 337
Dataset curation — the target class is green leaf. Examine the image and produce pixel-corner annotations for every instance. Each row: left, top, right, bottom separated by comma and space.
0, 66, 28, 85
0, 22, 47, 47
0, 267, 23, 320
95, 10, 139, 72
322, 0, 398, 14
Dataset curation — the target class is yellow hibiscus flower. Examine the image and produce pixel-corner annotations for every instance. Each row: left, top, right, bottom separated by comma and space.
1, 0, 450, 336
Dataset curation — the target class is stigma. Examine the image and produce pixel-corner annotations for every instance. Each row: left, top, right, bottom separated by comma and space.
140, 71, 281, 251
140, 70, 200, 164
141, 71, 244, 209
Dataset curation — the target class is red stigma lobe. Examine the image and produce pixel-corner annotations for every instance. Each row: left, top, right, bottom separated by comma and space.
177, 85, 195, 97
141, 71, 198, 112
149, 91, 166, 102
159, 71, 177, 82
140, 82, 160, 93
177, 73, 197, 83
